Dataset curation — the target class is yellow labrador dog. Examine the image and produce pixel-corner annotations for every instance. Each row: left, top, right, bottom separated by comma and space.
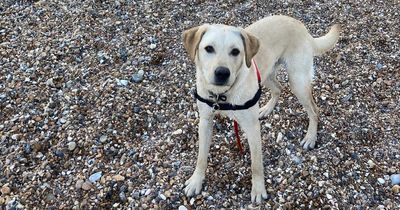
183, 15, 340, 203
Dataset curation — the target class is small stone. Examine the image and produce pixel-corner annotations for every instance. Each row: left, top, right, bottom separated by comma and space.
1, 185, 11, 195
54, 150, 64, 158
59, 118, 67, 124
45, 193, 55, 202
117, 79, 129, 86
119, 47, 128, 62
164, 190, 171, 197
341, 93, 353, 103
131, 70, 145, 83
276, 132, 283, 142
75, 180, 84, 189
178, 206, 188, 210
133, 106, 141, 113
34, 115, 42, 122
377, 178, 385, 185
291, 155, 302, 165
113, 174, 125, 181
149, 43, 156, 49
99, 135, 108, 143
89, 172, 102, 183
367, 159, 375, 168
67, 141, 76, 151
376, 63, 384, 70
144, 189, 151, 196
351, 152, 359, 160
119, 191, 127, 202
23, 144, 32, 154
82, 181, 92, 191
392, 185, 400, 193
132, 190, 140, 199
159, 194, 166, 200
326, 194, 333, 200
247, 204, 260, 210
390, 174, 400, 185
6, 199, 24, 209
97, 51, 108, 64
11, 134, 19, 140
172, 129, 183, 135
46, 78, 55, 87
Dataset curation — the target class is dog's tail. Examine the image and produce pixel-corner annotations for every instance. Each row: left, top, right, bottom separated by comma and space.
312, 24, 341, 56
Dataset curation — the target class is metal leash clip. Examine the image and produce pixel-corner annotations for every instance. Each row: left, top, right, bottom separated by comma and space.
209, 92, 227, 111
212, 103, 220, 110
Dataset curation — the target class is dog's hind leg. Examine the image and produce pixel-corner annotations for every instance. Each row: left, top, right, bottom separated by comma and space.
286, 48, 319, 150
259, 63, 282, 119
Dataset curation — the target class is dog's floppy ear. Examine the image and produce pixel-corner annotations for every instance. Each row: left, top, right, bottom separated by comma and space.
240, 30, 260, 68
183, 25, 208, 62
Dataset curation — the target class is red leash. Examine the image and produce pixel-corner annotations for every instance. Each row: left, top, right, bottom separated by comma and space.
233, 120, 244, 154
233, 59, 261, 154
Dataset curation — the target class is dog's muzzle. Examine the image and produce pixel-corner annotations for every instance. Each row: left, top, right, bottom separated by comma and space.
214, 66, 230, 85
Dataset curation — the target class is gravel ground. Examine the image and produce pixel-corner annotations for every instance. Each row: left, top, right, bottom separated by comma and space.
0, 0, 399, 209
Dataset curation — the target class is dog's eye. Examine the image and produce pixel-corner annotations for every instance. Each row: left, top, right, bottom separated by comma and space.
231, 48, 240, 56
205, 46, 215, 53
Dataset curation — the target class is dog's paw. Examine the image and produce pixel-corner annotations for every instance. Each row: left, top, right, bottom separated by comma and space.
251, 181, 268, 204
301, 135, 316, 150
184, 174, 204, 197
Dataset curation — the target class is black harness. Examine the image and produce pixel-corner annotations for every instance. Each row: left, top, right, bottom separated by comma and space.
194, 84, 262, 111
194, 59, 262, 111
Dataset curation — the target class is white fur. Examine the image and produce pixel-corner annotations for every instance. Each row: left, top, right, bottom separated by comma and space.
183, 15, 340, 203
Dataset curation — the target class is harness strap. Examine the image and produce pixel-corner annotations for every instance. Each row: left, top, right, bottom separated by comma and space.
194, 86, 261, 111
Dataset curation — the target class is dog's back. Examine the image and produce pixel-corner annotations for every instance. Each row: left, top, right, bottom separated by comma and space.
246, 15, 340, 61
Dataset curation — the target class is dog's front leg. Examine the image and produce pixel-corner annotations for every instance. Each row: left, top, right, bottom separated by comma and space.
236, 108, 267, 203
184, 112, 213, 197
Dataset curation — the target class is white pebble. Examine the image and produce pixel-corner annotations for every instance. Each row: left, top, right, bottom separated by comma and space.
11, 134, 19, 140
67, 141, 76, 151
377, 178, 385, 185
99, 135, 108, 143
59, 118, 67, 124
89, 172, 102, 183
117, 79, 128, 86
149, 44, 156, 49
276, 132, 283, 142
367, 159, 375, 168
172, 129, 183, 135
159, 194, 166, 200
137, 70, 144, 77
178, 206, 188, 210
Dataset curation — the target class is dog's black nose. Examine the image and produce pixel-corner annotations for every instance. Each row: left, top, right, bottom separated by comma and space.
214, 67, 230, 85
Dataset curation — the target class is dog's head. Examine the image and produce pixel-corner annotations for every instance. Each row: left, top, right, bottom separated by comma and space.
183, 24, 259, 94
